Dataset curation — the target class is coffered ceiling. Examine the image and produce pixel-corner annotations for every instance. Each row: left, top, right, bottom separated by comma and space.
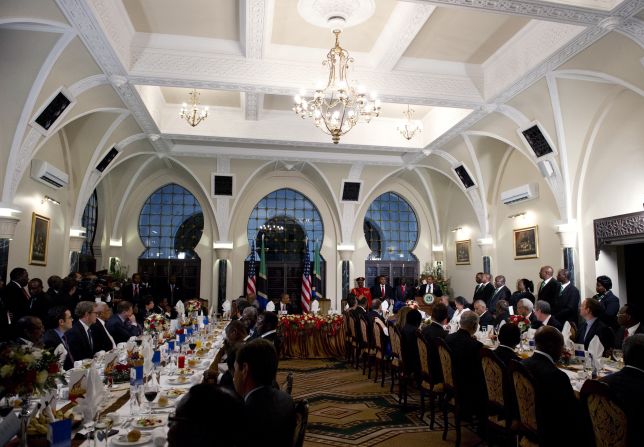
53, 0, 640, 164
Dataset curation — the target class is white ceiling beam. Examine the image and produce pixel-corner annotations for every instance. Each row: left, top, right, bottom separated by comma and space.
371, 2, 436, 71
242, 92, 264, 120
239, 0, 268, 59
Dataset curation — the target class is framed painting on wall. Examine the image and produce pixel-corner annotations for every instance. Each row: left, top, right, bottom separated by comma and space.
455, 240, 471, 265
514, 226, 539, 259
29, 213, 50, 265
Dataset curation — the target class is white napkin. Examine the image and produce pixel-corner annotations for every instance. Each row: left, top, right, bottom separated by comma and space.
588, 335, 604, 370
78, 366, 104, 422
143, 340, 154, 376
562, 321, 571, 341
498, 319, 506, 328
175, 300, 185, 315
527, 328, 536, 339
53, 343, 67, 368
311, 300, 320, 315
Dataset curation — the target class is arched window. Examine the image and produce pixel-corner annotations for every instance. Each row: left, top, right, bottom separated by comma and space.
245, 188, 325, 302
363, 192, 419, 287
81, 190, 98, 257
138, 184, 204, 259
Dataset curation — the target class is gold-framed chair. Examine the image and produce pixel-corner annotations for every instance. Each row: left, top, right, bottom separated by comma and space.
292, 399, 309, 447
508, 360, 539, 447
580, 379, 628, 447
372, 319, 388, 387
435, 338, 462, 447
359, 315, 376, 377
480, 348, 517, 445
388, 321, 408, 406
416, 330, 444, 430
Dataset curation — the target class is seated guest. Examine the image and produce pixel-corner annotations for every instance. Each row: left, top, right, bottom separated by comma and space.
157, 297, 178, 319
521, 326, 581, 445
42, 306, 74, 370
205, 320, 248, 384
533, 300, 563, 331
421, 302, 448, 383
252, 311, 279, 346
136, 296, 155, 325
91, 301, 116, 352
276, 293, 294, 314
602, 334, 644, 447
576, 298, 614, 354
66, 301, 98, 361
494, 300, 510, 328
450, 296, 469, 324
368, 299, 384, 322
14, 315, 44, 347
167, 383, 244, 447
509, 278, 534, 308
614, 303, 644, 349
233, 339, 295, 447
401, 309, 423, 378
474, 299, 494, 329
494, 323, 520, 366
106, 301, 142, 344
439, 295, 455, 321
344, 294, 357, 313
445, 310, 487, 430
240, 306, 258, 337
517, 298, 538, 327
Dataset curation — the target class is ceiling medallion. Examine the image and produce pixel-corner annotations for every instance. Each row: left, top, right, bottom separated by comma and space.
293, 29, 380, 144
179, 89, 209, 127
297, 0, 376, 29
397, 105, 423, 140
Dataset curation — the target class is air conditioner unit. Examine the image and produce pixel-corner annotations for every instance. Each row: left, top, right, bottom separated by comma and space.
30, 159, 69, 189
500, 183, 538, 205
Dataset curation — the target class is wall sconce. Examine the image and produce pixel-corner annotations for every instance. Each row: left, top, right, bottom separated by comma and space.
42, 195, 61, 205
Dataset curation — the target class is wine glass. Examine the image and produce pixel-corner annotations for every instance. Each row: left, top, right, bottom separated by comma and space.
143, 377, 158, 415
612, 349, 624, 363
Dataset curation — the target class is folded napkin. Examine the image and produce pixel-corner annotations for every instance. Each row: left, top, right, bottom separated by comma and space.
151, 427, 166, 447
498, 319, 506, 328
527, 328, 536, 339
143, 339, 154, 376
53, 342, 67, 368
175, 300, 185, 315
588, 335, 604, 370
78, 366, 104, 422
562, 321, 575, 351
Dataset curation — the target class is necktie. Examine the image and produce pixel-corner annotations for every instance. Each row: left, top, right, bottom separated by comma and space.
560, 285, 564, 296
540, 281, 545, 291
62, 334, 74, 363
22, 288, 30, 301
624, 328, 629, 341
87, 329, 94, 351
134, 284, 138, 297
381, 285, 385, 297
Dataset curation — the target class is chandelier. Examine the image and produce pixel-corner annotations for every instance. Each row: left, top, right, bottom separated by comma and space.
179, 89, 209, 127
293, 29, 380, 144
397, 105, 423, 140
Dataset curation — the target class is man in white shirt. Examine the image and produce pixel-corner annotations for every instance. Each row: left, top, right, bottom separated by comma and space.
67, 301, 98, 361
91, 301, 116, 351
42, 306, 74, 369
614, 304, 644, 348
533, 300, 563, 331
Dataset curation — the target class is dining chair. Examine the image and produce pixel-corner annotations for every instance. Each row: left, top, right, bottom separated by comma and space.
388, 322, 408, 406
508, 360, 539, 447
580, 379, 628, 447
359, 315, 376, 377
291, 399, 310, 447
372, 319, 387, 386
416, 330, 443, 430
435, 338, 462, 447
480, 348, 517, 445
281, 371, 294, 395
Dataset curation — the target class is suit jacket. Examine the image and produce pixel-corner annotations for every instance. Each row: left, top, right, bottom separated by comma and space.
528, 312, 539, 328
613, 323, 644, 349
553, 283, 580, 324
91, 319, 116, 352
28, 292, 52, 323
370, 284, 394, 301
596, 291, 620, 329
65, 320, 96, 361
602, 367, 644, 447
401, 323, 420, 375
42, 328, 74, 370
4, 281, 30, 323
243, 386, 295, 447
394, 285, 411, 302
478, 311, 495, 329
576, 318, 614, 353
421, 322, 447, 383
275, 302, 295, 314
537, 278, 560, 307
487, 286, 511, 314
493, 345, 519, 366
415, 283, 443, 298
120, 283, 147, 305
532, 315, 564, 332
474, 283, 494, 305
508, 291, 535, 308
160, 284, 184, 305
520, 353, 581, 445
445, 329, 487, 418
106, 314, 141, 344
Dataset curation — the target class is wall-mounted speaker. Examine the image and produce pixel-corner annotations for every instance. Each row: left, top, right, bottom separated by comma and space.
95, 148, 119, 172
537, 159, 555, 178
454, 164, 476, 189
341, 181, 362, 202
33, 89, 73, 133
520, 122, 555, 158
212, 174, 234, 197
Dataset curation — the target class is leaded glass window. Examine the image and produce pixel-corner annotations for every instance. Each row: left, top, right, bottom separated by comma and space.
138, 184, 203, 259
364, 192, 418, 261
81, 190, 98, 256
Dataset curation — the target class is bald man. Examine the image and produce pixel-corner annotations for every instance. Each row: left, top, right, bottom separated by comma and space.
537, 265, 560, 307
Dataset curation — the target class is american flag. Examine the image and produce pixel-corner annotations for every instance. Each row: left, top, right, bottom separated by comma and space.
301, 240, 311, 313
246, 241, 257, 296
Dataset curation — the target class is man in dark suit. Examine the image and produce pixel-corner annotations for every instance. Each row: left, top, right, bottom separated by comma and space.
233, 339, 295, 447
91, 301, 116, 352
533, 300, 564, 331
517, 298, 539, 327
613, 303, 644, 349
14, 315, 44, 347
594, 275, 620, 329
275, 293, 295, 314
136, 296, 155, 325
445, 311, 487, 428
494, 323, 520, 366
370, 275, 393, 303
472, 272, 484, 301
473, 300, 495, 329
42, 306, 75, 370
401, 309, 423, 378
576, 298, 614, 354
27, 278, 51, 324
421, 302, 448, 383
120, 272, 147, 306
488, 275, 511, 315
537, 265, 560, 307
553, 269, 580, 324
161, 275, 184, 306
602, 334, 644, 447
475, 273, 494, 306
394, 278, 411, 302
416, 275, 443, 298
367, 299, 384, 323
106, 300, 142, 344
4, 267, 30, 324
521, 326, 581, 445
66, 301, 98, 361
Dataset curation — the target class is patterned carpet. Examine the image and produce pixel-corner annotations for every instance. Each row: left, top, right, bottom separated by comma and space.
277, 359, 483, 447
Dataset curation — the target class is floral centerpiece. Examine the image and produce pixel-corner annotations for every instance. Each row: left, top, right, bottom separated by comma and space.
278, 314, 344, 337
185, 299, 202, 314
508, 315, 531, 333
405, 300, 419, 310
144, 313, 169, 333
0, 344, 63, 398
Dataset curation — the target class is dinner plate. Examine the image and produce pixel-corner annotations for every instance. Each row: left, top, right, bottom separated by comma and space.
110, 433, 152, 445
131, 417, 164, 429
167, 376, 191, 385
163, 388, 186, 399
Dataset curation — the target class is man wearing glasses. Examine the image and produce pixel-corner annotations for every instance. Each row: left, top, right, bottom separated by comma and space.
66, 301, 98, 361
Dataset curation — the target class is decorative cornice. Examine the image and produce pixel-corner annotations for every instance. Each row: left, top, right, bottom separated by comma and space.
244, 92, 262, 121
594, 211, 644, 259
241, 0, 267, 59
618, 17, 644, 47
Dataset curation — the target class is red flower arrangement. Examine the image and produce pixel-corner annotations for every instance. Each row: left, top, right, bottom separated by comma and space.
278, 314, 344, 337
0, 344, 63, 398
508, 315, 531, 333
144, 313, 169, 333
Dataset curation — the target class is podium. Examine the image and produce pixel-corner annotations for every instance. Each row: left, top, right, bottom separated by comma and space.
415, 294, 435, 316
318, 298, 331, 315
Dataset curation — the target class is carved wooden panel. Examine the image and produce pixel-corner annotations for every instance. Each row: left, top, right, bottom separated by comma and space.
594, 211, 644, 259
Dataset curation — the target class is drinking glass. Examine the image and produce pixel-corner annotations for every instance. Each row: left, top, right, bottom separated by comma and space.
612, 349, 624, 363
143, 377, 158, 415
